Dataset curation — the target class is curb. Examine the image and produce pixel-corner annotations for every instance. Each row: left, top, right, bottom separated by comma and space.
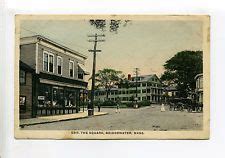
20, 112, 108, 128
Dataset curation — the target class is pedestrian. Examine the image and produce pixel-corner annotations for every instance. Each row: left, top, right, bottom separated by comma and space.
97, 100, 101, 112
161, 103, 165, 112
116, 97, 120, 113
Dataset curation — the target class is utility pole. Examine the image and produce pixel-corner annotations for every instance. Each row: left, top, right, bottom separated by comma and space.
134, 68, 140, 108
88, 34, 105, 116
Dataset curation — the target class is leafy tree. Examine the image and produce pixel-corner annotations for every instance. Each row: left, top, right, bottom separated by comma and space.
161, 50, 203, 97
94, 68, 124, 99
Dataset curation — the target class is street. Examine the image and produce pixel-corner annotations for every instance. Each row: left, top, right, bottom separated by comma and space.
22, 105, 203, 131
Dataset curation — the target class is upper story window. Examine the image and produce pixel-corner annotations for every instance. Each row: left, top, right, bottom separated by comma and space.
43, 53, 48, 71
57, 56, 63, 75
19, 70, 26, 85
49, 54, 54, 73
43, 51, 54, 73
78, 73, 84, 80
69, 60, 74, 77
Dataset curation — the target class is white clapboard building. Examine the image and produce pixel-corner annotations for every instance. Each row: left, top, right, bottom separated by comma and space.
94, 74, 164, 104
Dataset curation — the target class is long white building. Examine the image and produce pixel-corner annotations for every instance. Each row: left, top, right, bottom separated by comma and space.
94, 74, 164, 103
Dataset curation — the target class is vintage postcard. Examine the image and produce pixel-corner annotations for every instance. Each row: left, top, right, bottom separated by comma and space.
15, 15, 210, 139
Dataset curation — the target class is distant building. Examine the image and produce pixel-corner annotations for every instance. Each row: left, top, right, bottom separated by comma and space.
19, 35, 89, 118
195, 73, 203, 103
165, 84, 178, 98
94, 74, 164, 103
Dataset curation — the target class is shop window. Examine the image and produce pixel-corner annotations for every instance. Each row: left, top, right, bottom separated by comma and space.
19, 70, 26, 85
52, 87, 64, 107
57, 56, 63, 75
19, 96, 26, 113
38, 84, 52, 107
65, 89, 78, 107
69, 60, 74, 77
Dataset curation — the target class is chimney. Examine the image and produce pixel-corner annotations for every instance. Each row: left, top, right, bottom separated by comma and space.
128, 74, 131, 80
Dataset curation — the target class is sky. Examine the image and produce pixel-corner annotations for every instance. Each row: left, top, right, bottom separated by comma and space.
20, 18, 203, 82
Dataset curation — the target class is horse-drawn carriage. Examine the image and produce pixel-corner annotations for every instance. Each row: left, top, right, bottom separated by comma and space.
168, 98, 203, 112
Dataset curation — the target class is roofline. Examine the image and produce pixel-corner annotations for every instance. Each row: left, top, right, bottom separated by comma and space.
130, 74, 156, 78
21, 35, 87, 59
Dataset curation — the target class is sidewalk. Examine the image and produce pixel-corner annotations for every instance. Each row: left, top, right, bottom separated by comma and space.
20, 111, 108, 127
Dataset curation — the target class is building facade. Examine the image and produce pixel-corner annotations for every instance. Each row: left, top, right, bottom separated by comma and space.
95, 74, 164, 103
195, 73, 203, 104
19, 61, 35, 119
19, 35, 88, 118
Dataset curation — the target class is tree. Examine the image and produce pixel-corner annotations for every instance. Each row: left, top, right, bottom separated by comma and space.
161, 50, 203, 98
94, 68, 124, 99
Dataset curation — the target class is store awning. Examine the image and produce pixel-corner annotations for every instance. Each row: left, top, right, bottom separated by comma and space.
40, 78, 86, 89
78, 63, 90, 75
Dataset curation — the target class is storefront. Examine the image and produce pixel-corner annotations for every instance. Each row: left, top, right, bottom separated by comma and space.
33, 72, 88, 117
38, 84, 81, 108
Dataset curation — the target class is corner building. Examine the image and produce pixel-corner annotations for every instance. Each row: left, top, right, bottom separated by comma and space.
19, 35, 88, 118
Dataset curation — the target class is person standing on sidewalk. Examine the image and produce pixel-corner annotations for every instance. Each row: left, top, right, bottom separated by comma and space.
97, 99, 101, 112
116, 97, 121, 113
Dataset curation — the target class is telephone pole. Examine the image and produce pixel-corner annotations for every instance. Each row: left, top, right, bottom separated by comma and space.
134, 68, 140, 108
88, 34, 105, 116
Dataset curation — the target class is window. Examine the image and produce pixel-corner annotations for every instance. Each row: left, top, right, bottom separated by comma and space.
19, 70, 26, 84
19, 96, 26, 113
78, 64, 84, 80
78, 73, 84, 79
57, 56, 63, 75
43, 52, 48, 71
43, 51, 54, 73
69, 60, 74, 77
49, 54, 54, 73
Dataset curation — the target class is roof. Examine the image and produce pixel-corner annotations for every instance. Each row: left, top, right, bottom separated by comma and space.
165, 85, 177, 91
20, 61, 34, 72
20, 35, 87, 59
78, 63, 90, 75
131, 74, 161, 82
